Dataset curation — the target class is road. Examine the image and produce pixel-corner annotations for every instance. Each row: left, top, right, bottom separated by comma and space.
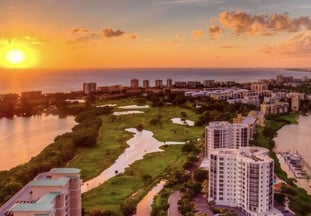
168, 191, 181, 216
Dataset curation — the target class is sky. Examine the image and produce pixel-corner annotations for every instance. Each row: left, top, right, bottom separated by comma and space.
0, 0, 311, 68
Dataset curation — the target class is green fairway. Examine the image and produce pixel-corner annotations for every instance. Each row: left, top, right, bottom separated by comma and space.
82, 145, 187, 214
68, 100, 202, 180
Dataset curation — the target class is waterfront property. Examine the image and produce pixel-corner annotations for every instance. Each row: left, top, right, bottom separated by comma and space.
281, 152, 311, 179
208, 147, 282, 216
0, 168, 81, 216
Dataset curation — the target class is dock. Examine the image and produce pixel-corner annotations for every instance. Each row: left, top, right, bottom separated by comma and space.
281, 151, 311, 179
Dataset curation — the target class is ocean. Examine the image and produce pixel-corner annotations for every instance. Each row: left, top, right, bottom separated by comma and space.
0, 68, 310, 94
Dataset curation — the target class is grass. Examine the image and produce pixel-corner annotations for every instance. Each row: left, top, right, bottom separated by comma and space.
82, 145, 187, 214
277, 113, 299, 124
68, 101, 203, 181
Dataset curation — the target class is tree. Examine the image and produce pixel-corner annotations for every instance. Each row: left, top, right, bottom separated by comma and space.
193, 169, 209, 183
136, 124, 144, 132
19, 98, 33, 116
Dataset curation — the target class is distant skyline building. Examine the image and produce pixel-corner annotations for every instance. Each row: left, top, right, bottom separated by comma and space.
290, 94, 301, 112
83, 82, 96, 94
143, 80, 150, 88
166, 79, 173, 88
130, 79, 139, 88
205, 121, 249, 158
208, 147, 281, 216
155, 79, 163, 88
251, 83, 269, 96
20, 91, 43, 103
204, 80, 215, 87
0, 168, 81, 216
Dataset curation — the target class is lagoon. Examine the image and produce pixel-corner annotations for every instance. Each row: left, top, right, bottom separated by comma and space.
274, 115, 311, 194
0, 115, 76, 171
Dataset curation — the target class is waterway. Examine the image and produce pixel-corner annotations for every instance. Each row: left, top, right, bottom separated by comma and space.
0, 115, 76, 171
81, 128, 185, 193
274, 115, 311, 194
136, 180, 166, 216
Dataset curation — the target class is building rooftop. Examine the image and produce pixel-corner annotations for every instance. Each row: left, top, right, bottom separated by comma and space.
37, 192, 61, 204
31, 177, 69, 187
10, 203, 53, 212
211, 147, 273, 163
241, 116, 257, 125
50, 168, 80, 174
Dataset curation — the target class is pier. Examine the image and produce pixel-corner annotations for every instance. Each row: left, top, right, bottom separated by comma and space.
281, 151, 311, 179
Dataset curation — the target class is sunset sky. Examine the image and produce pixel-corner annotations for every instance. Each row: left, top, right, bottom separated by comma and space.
1, 0, 311, 68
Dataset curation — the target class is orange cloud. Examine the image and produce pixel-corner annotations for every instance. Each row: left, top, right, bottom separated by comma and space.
219, 44, 238, 49
125, 33, 139, 40
261, 31, 311, 56
161, 34, 182, 46
0, 36, 44, 46
103, 28, 125, 38
71, 28, 89, 33
68, 32, 101, 44
192, 30, 204, 39
209, 25, 223, 39
218, 11, 311, 36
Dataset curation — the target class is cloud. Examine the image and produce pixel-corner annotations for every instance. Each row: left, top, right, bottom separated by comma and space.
218, 11, 311, 36
158, 0, 207, 5
219, 44, 238, 49
161, 33, 182, 46
103, 28, 125, 38
0, 36, 44, 46
68, 27, 134, 44
68, 33, 101, 44
71, 28, 89, 33
125, 33, 139, 40
209, 25, 223, 39
192, 30, 204, 39
261, 31, 311, 56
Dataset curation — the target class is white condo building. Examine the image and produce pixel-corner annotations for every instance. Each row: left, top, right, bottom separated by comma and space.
204, 121, 249, 158
208, 147, 282, 216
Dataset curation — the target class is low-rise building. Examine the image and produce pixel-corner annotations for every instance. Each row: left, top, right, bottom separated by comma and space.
260, 102, 289, 116
97, 85, 123, 93
0, 168, 81, 216
233, 114, 257, 139
248, 111, 266, 127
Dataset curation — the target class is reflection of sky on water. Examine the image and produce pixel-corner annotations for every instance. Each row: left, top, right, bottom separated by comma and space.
274, 115, 311, 165
0, 115, 76, 170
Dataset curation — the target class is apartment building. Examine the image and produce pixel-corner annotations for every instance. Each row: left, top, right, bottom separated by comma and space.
204, 121, 249, 158
288, 93, 301, 112
166, 79, 173, 88
143, 80, 150, 88
155, 79, 163, 88
208, 147, 282, 216
248, 111, 265, 127
130, 79, 139, 88
233, 114, 257, 139
251, 83, 269, 96
83, 82, 96, 94
1, 168, 81, 216
260, 102, 289, 116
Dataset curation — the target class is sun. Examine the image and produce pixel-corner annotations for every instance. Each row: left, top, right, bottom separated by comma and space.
6, 49, 26, 65
0, 42, 38, 69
